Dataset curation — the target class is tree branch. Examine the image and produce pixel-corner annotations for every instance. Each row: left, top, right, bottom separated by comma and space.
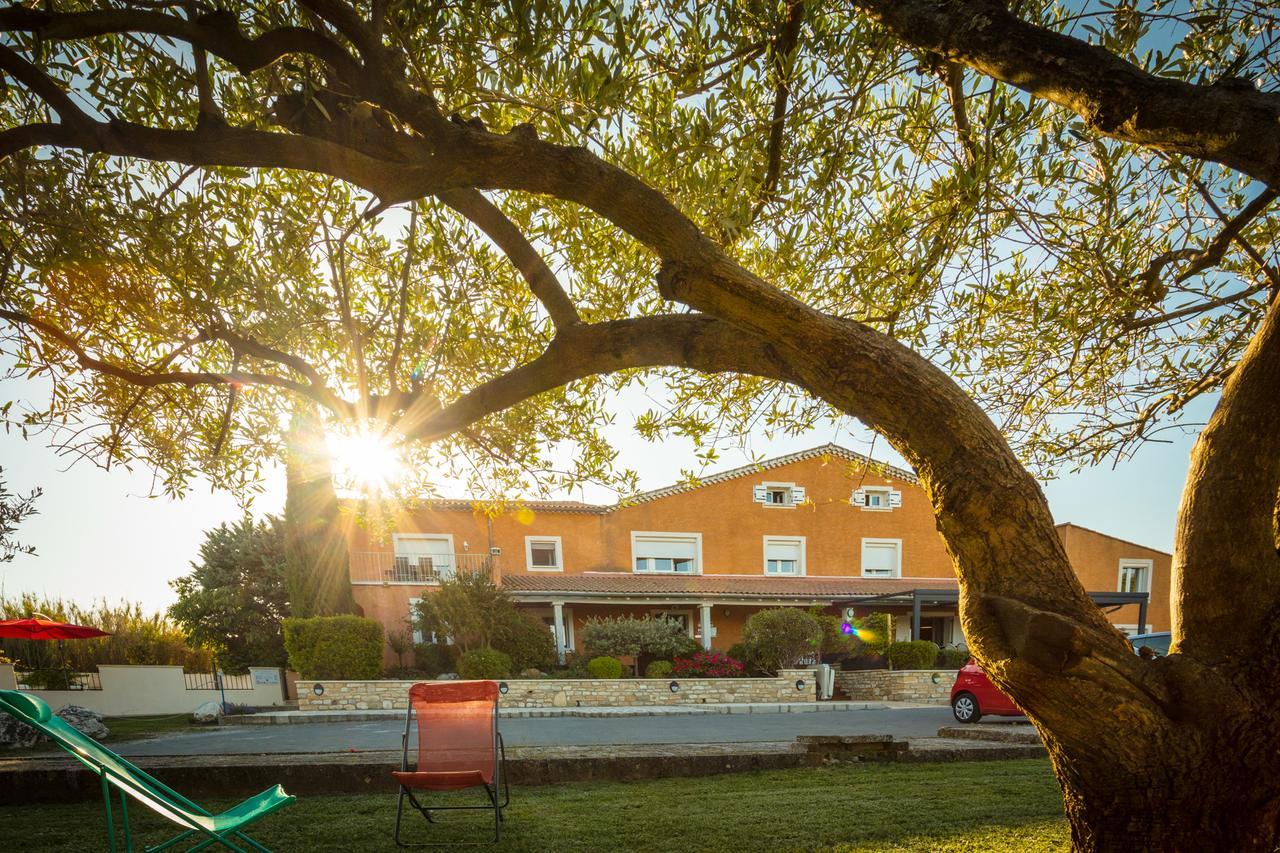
436, 188, 581, 328
399, 314, 795, 442
851, 0, 1280, 185
756, 1, 806, 205
0, 42, 94, 132
1174, 298, 1280, 665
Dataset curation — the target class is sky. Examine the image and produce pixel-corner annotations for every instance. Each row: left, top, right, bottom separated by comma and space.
0, 370, 1206, 614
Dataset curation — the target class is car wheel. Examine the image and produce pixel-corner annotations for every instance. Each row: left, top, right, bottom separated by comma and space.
952, 692, 981, 723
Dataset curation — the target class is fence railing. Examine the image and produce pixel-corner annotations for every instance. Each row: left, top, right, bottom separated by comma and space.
350, 551, 494, 584
183, 672, 255, 691
15, 670, 102, 691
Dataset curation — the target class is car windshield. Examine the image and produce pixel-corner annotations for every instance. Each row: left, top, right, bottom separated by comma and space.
1131, 633, 1171, 656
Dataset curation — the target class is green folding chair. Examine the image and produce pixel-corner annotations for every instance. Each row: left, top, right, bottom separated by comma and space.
0, 690, 295, 852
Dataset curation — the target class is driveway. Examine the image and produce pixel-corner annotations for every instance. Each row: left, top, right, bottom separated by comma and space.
112, 707, 967, 756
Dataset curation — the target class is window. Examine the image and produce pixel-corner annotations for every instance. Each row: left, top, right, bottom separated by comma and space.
525, 536, 564, 572
391, 533, 456, 582
861, 538, 902, 578
1118, 559, 1152, 593
632, 532, 701, 574
752, 482, 806, 508
764, 536, 805, 576
851, 487, 901, 511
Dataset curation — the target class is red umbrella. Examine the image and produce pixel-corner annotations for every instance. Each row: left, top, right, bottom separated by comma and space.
0, 617, 111, 640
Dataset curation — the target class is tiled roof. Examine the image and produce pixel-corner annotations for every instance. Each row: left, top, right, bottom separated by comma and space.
501, 572, 957, 600
383, 443, 917, 516
623, 443, 918, 505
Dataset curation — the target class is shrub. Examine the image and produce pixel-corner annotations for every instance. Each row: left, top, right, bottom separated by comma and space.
644, 660, 673, 679
413, 642, 457, 677
581, 616, 699, 663
810, 608, 858, 661
586, 656, 623, 679
938, 646, 970, 670
412, 570, 511, 653
383, 666, 428, 679
671, 651, 744, 678
495, 611, 556, 672
458, 647, 512, 679
888, 640, 940, 670
742, 608, 823, 674
283, 615, 383, 679
847, 612, 892, 657
726, 642, 769, 676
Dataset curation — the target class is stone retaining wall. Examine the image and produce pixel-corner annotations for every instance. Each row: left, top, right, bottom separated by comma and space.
297, 669, 817, 711
835, 669, 955, 704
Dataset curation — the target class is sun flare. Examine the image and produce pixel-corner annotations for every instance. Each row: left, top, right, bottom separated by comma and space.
327, 427, 406, 494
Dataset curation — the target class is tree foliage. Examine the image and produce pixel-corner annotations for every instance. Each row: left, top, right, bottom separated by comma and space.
168, 515, 290, 673
0, 466, 39, 563
580, 615, 700, 662
742, 608, 823, 674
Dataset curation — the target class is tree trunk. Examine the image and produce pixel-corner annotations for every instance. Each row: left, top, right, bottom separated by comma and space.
283, 408, 357, 618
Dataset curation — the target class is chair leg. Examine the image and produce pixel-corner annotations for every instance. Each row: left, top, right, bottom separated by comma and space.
394, 787, 407, 847
486, 785, 500, 843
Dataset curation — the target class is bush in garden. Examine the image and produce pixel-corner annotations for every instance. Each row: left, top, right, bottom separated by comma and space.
413, 642, 457, 676
644, 660, 673, 679
727, 642, 770, 676
809, 606, 858, 661
586, 655, 624, 679
282, 615, 383, 679
671, 651, 744, 678
939, 646, 970, 669
581, 616, 699, 663
458, 647, 512, 679
742, 608, 823, 674
887, 640, 941, 670
495, 610, 556, 672
851, 612, 893, 656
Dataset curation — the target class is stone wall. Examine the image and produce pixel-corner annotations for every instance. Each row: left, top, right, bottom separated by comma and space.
297, 669, 817, 711
835, 669, 955, 705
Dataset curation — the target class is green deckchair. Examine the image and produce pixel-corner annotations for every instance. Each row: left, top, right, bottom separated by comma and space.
0, 690, 295, 852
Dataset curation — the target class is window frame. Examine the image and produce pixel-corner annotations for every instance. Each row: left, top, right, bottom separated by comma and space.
860, 537, 903, 578
759, 481, 799, 508
858, 486, 894, 512
1117, 558, 1153, 593
524, 535, 565, 572
762, 535, 806, 576
631, 531, 703, 574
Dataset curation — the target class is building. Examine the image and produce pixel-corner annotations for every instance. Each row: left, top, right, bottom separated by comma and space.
346, 444, 1168, 666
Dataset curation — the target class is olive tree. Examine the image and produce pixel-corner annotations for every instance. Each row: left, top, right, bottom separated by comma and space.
1, 2, 1279, 848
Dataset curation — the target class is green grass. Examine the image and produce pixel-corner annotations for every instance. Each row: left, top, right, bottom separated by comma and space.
1, 759, 1068, 852
6, 713, 206, 756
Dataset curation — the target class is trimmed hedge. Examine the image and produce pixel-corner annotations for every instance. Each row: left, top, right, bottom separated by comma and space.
938, 646, 970, 670
413, 642, 457, 677
887, 640, 940, 670
283, 615, 383, 679
587, 655, 624, 679
458, 647, 512, 679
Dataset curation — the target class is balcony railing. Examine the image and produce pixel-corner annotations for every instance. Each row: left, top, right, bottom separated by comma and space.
350, 552, 494, 585
15, 670, 102, 691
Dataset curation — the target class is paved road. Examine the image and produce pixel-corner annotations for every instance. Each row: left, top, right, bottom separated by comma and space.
112, 707, 966, 757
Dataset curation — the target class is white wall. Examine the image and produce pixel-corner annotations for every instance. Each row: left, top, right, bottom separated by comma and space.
0, 664, 286, 716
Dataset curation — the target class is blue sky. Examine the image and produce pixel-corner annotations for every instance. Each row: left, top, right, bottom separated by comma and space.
0, 370, 1204, 614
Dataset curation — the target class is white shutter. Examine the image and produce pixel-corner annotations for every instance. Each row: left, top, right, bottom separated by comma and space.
764, 539, 802, 562
888, 490, 902, 508
752, 485, 768, 503
862, 541, 900, 576
791, 486, 806, 503
634, 536, 697, 560
851, 489, 866, 507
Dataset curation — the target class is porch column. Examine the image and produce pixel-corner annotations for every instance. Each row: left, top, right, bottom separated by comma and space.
552, 601, 567, 665
911, 591, 922, 641
1138, 597, 1149, 635
699, 604, 713, 651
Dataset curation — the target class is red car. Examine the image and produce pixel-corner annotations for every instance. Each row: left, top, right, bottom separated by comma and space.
950, 661, 1023, 722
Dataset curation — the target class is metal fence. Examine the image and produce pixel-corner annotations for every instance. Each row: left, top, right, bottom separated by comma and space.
183, 672, 255, 691
350, 551, 494, 584
15, 670, 102, 691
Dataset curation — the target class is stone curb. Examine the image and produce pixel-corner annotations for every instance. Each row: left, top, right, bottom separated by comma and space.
935, 724, 1042, 744
221, 700, 891, 725
0, 736, 1046, 806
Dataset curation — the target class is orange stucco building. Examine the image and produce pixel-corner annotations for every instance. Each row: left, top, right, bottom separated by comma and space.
346, 444, 1169, 665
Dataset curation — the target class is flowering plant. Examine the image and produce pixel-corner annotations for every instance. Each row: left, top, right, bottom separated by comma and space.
671, 651, 745, 678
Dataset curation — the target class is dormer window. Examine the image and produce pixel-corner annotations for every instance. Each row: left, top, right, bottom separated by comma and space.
851, 487, 901, 511
752, 482, 806, 508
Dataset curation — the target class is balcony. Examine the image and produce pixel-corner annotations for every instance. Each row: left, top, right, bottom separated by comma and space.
350, 551, 494, 585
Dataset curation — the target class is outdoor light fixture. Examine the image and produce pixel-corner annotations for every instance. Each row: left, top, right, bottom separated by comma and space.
312, 683, 325, 696
669, 681, 680, 693
931, 673, 943, 684
498, 682, 509, 695
795, 679, 806, 691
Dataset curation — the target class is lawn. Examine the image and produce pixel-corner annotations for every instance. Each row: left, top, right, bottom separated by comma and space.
1, 759, 1068, 852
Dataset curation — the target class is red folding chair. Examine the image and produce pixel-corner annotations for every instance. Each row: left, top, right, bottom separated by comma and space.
393, 680, 509, 845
